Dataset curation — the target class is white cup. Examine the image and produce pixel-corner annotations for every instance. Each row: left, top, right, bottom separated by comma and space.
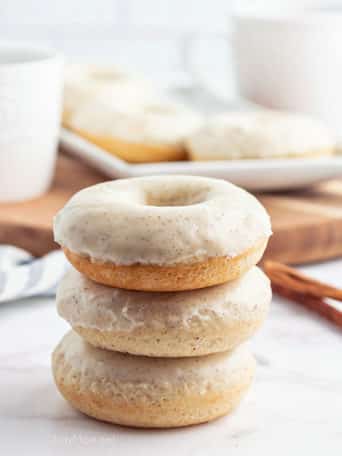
0, 43, 63, 202
231, 3, 342, 134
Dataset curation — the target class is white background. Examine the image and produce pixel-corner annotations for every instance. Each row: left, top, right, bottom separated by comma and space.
0, 0, 337, 95
0, 0, 234, 91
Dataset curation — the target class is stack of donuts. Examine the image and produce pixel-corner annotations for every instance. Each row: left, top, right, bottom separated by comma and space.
51, 175, 272, 428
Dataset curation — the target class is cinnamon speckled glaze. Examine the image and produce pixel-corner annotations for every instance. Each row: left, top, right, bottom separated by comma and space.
54, 176, 271, 290
57, 267, 271, 357
187, 110, 335, 160
54, 176, 272, 265
52, 331, 256, 428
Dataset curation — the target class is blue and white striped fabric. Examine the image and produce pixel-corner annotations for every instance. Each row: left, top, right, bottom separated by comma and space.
0, 245, 69, 303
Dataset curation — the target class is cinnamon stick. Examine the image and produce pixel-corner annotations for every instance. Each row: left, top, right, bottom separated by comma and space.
263, 260, 342, 329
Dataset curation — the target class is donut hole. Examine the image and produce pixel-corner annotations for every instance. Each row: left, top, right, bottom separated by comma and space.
145, 187, 209, 207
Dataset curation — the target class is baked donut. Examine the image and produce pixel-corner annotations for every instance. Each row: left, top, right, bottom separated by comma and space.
53, 176, 272, 291
57, 267, 271, 357
63, 65, 201, 163
68, 98, 202, 163
52, 331, 255, 428
186, 110, 336, 160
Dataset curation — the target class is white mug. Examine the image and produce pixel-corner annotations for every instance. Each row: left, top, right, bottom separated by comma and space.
231, 3, 342, 134
0, 43, 63, 202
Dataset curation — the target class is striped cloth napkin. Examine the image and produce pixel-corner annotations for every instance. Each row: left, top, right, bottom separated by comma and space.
0, 245, 69, 303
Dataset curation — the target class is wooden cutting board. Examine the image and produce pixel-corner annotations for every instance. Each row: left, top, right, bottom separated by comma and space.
1, 151, 342, 264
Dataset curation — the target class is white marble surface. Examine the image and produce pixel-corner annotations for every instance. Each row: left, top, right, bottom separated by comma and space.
0, 260, 341, 455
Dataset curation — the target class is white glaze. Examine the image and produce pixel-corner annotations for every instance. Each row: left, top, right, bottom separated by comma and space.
63, 63, 201, 146
57, 330, 254, 391
69, 97, 202, 146
57, 267, 271, 332
53, 176, 272, 265
187, 110, 336, 160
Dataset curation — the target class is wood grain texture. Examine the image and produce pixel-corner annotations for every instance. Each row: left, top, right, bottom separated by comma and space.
260, 180, 342, 263
1, 151, 342, 264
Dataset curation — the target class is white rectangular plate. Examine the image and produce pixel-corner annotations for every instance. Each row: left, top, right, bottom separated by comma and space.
60, 128, 342, 192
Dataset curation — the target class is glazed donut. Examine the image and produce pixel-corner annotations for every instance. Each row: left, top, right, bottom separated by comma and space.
52, 331, 255, 428
57, 267, 271, 357
63, 65, 201, 163
54, 176, 272, 291
186, 110, 336, 161
68, 98, 202, 163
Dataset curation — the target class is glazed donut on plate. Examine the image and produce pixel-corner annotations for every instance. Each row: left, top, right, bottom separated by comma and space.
67, 98, 202, 163
57, 267, 271, 357
52, 331, 255, 428
63, 64, 200, 163
53, 176, 272, 291
186, 110, 336, 161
